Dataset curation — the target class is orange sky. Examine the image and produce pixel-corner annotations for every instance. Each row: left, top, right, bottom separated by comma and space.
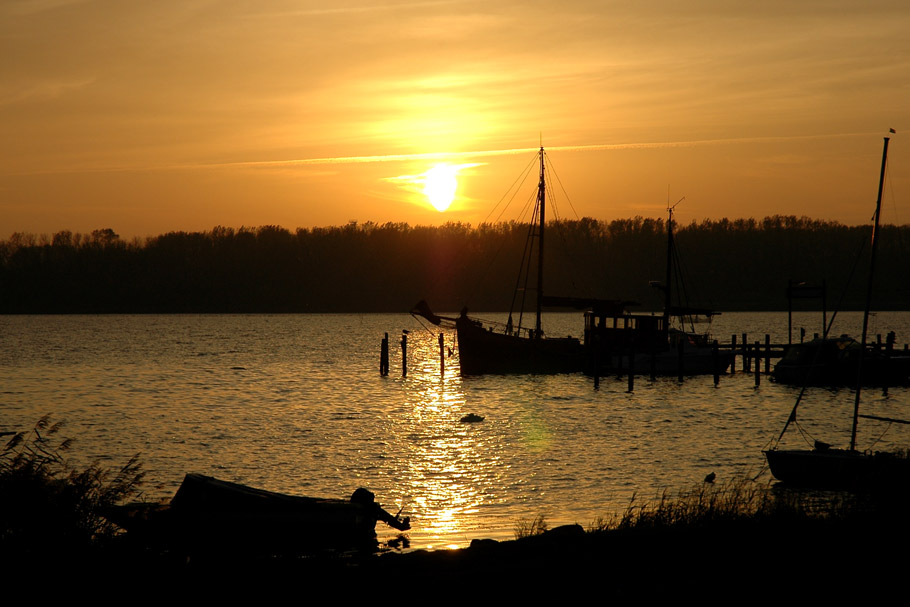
3, 1, 910, 239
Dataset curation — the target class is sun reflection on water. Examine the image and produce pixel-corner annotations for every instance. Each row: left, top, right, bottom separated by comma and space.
382, 328, 511, 547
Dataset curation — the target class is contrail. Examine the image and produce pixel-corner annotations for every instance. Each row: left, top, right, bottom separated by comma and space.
216, 131, 879, 169
4, 132, 879, 176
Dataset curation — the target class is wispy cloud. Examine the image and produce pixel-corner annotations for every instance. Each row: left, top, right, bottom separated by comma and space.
0, 77, 95, 106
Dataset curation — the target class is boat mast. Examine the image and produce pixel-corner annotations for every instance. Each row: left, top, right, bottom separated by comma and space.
664, 196, 684, 331
850, 135, 890, 451
664, 204, 674, 329
535, 146, 545, 339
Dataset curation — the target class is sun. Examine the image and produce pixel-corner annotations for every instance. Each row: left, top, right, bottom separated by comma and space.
423, 164, 459, 212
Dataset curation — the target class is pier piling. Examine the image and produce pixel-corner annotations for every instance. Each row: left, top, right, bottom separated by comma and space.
380, 332, 389, 376
439, 333, 445, 376
401, 331, 408, 377
713, 340, 720, 386
754, 341, 761, 387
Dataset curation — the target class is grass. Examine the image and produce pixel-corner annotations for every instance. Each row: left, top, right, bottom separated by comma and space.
582, 474, 908, 540
513, 513, 549, 539
0, 415, 144, 557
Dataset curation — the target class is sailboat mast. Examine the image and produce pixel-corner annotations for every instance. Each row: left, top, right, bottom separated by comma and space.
850, 135, 890, 451
664, 206, 674, 328
535, 146, 545, 339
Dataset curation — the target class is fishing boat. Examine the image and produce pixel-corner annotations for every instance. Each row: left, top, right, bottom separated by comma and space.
413, 146, 589, 375
764, 134, 910, 489
413, 149, 733, 376
584, 200, 734, 376
106, 473, 410, 555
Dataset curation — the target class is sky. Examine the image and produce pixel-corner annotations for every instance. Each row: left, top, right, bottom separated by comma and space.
3, 0, 910, 239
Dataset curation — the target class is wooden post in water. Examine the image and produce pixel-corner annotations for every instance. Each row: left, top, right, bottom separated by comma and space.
742, 333, 748, 372
754, 340, 761, 387
627, 341, 635, 392
730, 334, 737, 375
593, 337, 600, 389
677, 337, 684, 383
380, 332, 389, 376
884, 331, 895, 396
401, 331, 408, 377
713, 340, 720, 386
764, 334, 771, 374
438, 333, 445, 376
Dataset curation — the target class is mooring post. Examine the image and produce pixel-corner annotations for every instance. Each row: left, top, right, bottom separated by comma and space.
380, 332, 389, 376
754, 340, 761, 387
401, 331, 408, 377
627, 341, 635, 392
438, 333, 445, 376
764, 334, 771, 374
713, 340, 720, 386
742, 333, 748, 372
885, 332, 896, 396
677, 336, 684, 382
593, 337, 601, 389
730, 334, 736, 375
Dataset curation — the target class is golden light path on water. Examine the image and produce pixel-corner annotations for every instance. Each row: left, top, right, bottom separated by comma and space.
397, 333, 485, 549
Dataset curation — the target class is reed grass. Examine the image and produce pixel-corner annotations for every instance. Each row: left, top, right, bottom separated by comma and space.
0, 415, 144, 555
586, 477, 866, 534
514, 513, 549, 539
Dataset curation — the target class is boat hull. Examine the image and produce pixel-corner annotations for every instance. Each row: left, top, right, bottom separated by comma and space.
764, 448, 910, 490
455, 316, 585, 375
108, 474, 393, 556
772, 338, 910, 386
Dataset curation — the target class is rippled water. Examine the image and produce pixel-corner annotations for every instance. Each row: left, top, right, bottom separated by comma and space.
2, 311, 909, 549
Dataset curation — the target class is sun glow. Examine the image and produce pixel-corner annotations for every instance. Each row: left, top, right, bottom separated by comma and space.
423, 164, 459, 212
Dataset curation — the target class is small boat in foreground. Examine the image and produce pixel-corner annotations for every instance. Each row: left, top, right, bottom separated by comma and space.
107, 473, 409, 555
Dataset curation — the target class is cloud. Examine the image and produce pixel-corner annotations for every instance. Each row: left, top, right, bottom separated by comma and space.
0, 78, 95, 107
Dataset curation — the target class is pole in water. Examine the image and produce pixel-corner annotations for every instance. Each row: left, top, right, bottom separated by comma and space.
380, 332, 389, 376
401, 331, 408, 377
754, 341, 761, 387
627, 341, 635, 392
713, 340, 720, 386
729, 334, 736, 375
592, 339, 600, 389
438, 333, 445, 376
743, 333, 752, 373
764, 334, 771, 374
677, 336, 684, 383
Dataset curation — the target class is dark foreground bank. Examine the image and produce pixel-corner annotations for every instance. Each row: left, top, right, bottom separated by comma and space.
10, 512, 905, 601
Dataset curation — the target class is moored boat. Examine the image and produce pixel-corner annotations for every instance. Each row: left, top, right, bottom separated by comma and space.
771, 334, 910, 387
763, 134, 910, 490
414, 146, 588, 375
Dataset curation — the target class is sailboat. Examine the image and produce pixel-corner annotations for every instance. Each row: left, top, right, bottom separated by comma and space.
582, 200, 734, 376
413, 146, 589, 375
764, 134, 910, 489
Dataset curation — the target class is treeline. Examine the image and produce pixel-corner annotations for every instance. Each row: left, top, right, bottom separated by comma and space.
1, 216, 908, 313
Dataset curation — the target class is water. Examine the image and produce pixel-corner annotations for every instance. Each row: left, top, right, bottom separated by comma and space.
2, 311, 910, 550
